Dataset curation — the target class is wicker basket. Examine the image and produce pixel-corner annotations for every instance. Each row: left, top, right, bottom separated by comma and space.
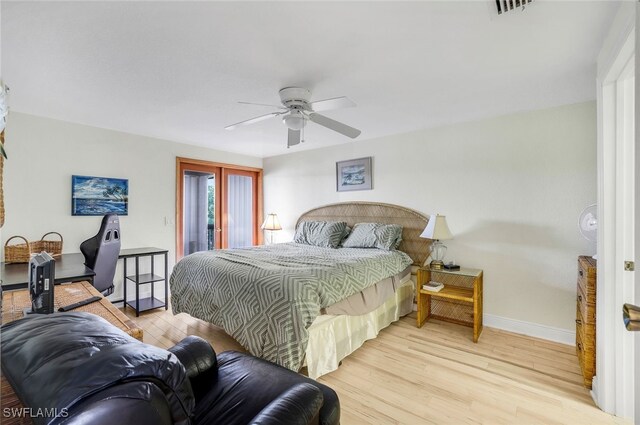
4, 232, 64, 264
4, 236, 31, 264
30, 232, 63, 258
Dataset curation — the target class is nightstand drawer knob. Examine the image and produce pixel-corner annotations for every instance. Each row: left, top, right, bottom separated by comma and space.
578, 295, 582, 302
579, 270, 584, 277
577, 342, 582, 351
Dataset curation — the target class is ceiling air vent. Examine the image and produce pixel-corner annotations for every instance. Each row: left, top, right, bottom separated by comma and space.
496, 0, 532, 15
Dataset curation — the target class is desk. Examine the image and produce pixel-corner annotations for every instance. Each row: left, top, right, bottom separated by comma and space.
1, 253, 95, 290
1, 281, 143, 339
0, 248, 167, 295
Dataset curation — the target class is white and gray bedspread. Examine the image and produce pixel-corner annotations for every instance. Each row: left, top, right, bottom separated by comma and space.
170, 242, 413, 371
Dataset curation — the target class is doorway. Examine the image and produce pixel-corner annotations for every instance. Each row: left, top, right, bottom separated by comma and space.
176, 157, 263, 260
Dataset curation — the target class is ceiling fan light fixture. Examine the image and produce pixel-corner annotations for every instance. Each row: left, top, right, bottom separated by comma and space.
226, 87, 361, 147
282, 112, 307, 130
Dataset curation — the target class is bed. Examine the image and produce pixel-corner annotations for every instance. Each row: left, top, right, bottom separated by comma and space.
170, 202, 430, 378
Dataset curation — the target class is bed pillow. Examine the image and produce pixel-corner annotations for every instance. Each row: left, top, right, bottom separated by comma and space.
393, 234, 403, 249
338, 226, 352, 247
341, 223, 403, 250
294, 221, 348, 249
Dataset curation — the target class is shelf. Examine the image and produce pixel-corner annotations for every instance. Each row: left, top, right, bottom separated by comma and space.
126, 297, 166, 312
126, 273, 166, 285
420, 285, 473, 303
430, 268, 482, 278
119, 247, 169, 259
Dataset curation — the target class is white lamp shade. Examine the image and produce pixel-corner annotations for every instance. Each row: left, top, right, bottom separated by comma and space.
420, 214, 453, 240
261, 213, 282, 231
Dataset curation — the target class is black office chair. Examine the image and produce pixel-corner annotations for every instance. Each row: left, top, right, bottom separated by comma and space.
80, 214, 121, 296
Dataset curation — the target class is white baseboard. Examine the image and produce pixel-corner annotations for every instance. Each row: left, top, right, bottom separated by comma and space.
411, 302, 574, 346
590, 378, 599, 407
483, 313, 575, 346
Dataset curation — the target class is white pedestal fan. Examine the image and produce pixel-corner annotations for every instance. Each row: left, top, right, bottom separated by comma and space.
579, 204, 597, 259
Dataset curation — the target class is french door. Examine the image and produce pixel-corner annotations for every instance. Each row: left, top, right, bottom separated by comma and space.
176, 158, 263, 260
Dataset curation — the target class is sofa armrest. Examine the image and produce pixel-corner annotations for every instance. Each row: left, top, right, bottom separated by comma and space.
168, 336, 217, 378
168, 336, 218, 401
249, 383, 323, 425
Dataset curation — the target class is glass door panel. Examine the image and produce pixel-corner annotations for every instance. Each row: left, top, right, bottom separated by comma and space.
206, 177, 216, 250
178, 163, 221, 259
183, 171, 216, 256
226, 174, 254, 248
223, 170, 258, 248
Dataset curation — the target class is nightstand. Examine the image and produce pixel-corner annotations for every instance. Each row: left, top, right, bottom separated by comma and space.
416, 267, 483, 342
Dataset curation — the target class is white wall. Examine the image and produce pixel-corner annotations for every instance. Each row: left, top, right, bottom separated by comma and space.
1, 112, 262, 300
264, 102, 596, 332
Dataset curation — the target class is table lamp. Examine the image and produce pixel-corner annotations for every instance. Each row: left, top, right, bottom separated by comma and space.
261, 213, 282, 244
419, 214, 453, 270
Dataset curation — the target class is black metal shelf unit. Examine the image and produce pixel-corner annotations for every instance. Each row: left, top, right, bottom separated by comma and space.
121, 247, 169, 317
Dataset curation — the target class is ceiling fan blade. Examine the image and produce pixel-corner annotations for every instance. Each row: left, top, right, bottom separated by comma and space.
308, 113, 361, 139
287, 129, 301, 148
238, 101, 287, 110
308, 96, 356, 112
224, 112, 281, 130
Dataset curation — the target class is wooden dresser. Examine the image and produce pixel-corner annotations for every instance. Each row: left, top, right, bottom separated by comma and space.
576, 255, 596, 388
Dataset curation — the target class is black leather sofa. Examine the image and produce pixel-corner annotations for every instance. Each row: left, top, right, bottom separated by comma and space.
0, 313, 340, 425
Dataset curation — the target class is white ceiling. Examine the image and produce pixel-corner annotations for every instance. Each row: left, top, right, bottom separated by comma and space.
1, 1, 621, 158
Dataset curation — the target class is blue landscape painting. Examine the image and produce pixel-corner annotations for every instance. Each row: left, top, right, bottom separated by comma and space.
72, 175, 128, 216
341, 165, 366, 186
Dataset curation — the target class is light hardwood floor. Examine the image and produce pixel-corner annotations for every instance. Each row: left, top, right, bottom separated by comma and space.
122, 305, 627, 425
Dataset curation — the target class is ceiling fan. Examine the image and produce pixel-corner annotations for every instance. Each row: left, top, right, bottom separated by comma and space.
225, 87, 361, 148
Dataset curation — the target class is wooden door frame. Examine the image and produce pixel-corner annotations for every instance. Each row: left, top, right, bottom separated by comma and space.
175, 157, 263, 262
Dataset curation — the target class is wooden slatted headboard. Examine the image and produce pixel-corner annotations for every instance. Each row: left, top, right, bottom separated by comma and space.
296, 202, 431, 266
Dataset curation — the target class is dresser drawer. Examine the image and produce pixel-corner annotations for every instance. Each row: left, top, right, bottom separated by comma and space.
575, 302, 594, 339
576, 256, 596, 389
576, 320, 585, 366
577, 284, 596, 324
576, 301, 596, 388
577, 256, 596, 299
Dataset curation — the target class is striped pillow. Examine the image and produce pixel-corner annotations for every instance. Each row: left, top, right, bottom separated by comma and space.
342, 223, 403, 251
294, 221, 348, 249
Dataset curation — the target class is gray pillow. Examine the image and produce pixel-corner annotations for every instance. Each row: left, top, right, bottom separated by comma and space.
294, 221, 348, 249
342, 223, 403, 250
339, 226, 352, 247
393, 234, 403, 249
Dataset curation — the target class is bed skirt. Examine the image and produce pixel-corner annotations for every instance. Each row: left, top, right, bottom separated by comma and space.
305, 279, 414, 379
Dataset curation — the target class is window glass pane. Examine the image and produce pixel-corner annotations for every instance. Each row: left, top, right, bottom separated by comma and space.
183, 171, 214, 256
207, 177, 215, 250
